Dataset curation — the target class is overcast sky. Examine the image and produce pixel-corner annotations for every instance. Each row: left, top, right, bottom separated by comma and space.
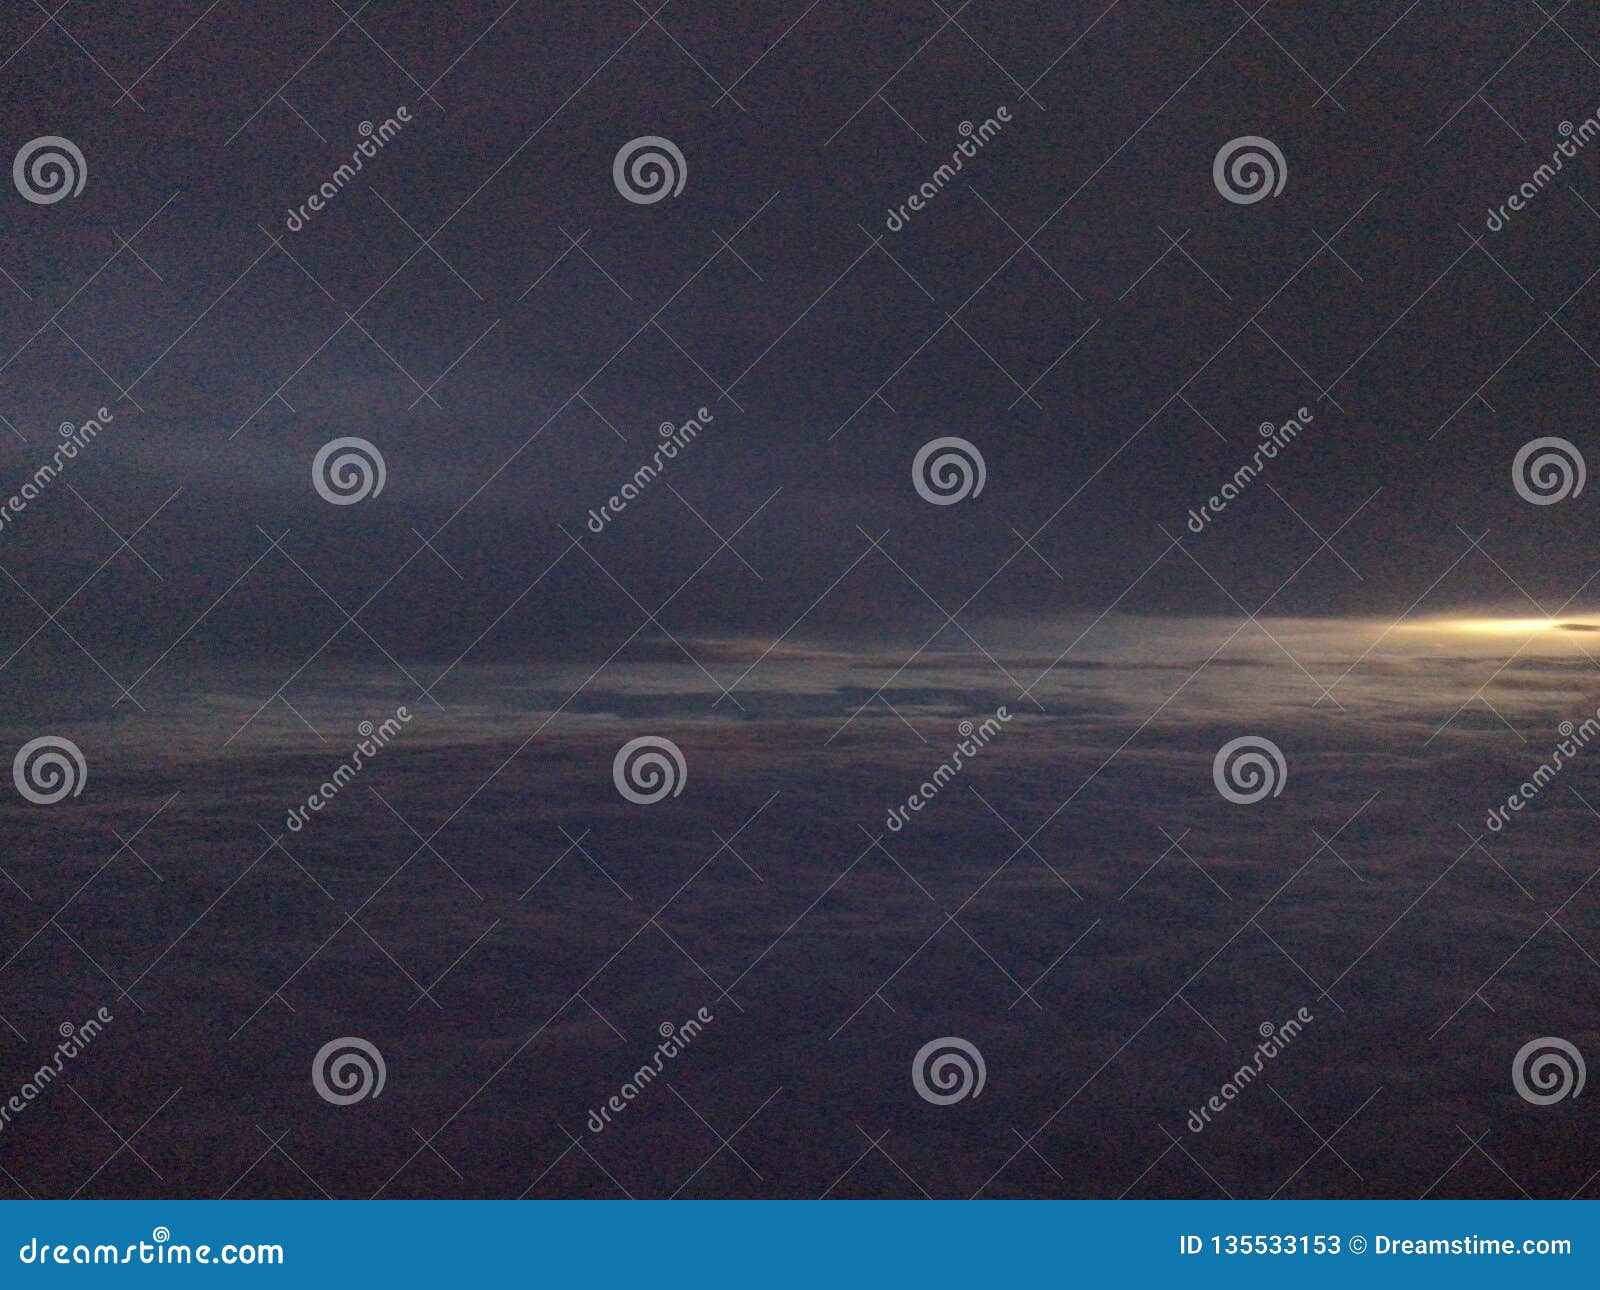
4, 0, 1600, 695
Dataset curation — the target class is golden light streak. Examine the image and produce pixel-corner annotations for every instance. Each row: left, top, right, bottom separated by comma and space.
1405, 617, 1600, 636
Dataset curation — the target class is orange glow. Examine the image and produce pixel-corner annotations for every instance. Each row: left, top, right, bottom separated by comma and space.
1405, 617, 1600, 637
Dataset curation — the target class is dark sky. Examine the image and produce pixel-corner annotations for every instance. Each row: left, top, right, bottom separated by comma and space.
10, 2, 1600, 1207
4, 0, 1600, 686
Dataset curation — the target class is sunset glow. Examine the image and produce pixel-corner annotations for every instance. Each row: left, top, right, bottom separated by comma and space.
1408, 617, 1600, 637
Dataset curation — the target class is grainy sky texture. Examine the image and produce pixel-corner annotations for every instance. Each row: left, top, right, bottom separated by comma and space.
1, 1, 1599, 1201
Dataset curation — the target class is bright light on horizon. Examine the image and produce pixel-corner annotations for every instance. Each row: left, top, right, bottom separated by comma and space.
1407, 617, 1600, 636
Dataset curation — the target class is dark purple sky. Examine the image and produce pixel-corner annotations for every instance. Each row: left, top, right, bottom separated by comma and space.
7, 0, 1600, 1206
3, 0, 1599, 680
